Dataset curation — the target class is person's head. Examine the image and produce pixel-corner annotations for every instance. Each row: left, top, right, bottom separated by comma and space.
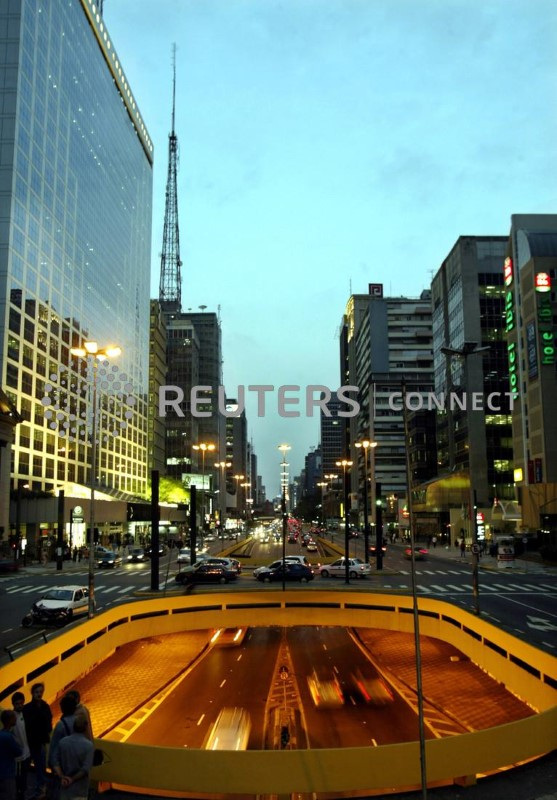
73, 714, 88, 735
11, 691, 25, 712
60, 694, 78, 716
65, 689, 80, 705
31, 683, 45, 701
1, 709, 16, 730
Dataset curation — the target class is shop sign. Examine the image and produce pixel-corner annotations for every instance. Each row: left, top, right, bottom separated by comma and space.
507, 341, 519, 398
526, 320, 538, 379
534, 272, 551, 292
537, 291, 555, 366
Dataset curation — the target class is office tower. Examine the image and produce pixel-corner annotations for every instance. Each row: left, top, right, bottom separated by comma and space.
0, 0, 152, 516
432, 236, 513, 520
504, 215, 557, 533
320, 392, 345, 474
341, 285, 434, 527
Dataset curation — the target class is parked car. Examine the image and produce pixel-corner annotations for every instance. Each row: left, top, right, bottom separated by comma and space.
176, 547, 191, 565
97, 551, 122, 568
22, 585, 91, 627
404, 546, 428, 560
256, 563, 314, 583
318, 558, 371, 579
253, 556, 310, 578
0, 558, 19, 573
126, 547, 147, 563
175, 562, 238, 585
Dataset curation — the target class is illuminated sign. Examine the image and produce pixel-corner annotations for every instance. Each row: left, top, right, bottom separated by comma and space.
507, 341, 519, 398
505, 290, 515, 332
526, 320, 538, 379
535, 272, 551, 292
513, 468, 523, 482
537, 292, 555, 366
503, 257, 513, 287
368, 283, 383, 298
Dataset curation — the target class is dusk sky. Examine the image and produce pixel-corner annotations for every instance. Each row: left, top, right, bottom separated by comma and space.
104, 0, 556, 496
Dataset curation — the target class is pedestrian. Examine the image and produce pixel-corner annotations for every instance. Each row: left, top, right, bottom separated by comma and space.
22, 683, 52, 800
0, 710, 22, 800
48, 695, 78, 773
77, 549, 82, 563
62, 693, 92, 741
11, 693, 30, 800
432, 535, 437, 549
51, 716, 94, 800
460, 539, 466, 557
72, 548, 77, 563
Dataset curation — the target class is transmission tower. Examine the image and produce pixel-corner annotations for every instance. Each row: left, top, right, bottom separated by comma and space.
159, 43, 182, 314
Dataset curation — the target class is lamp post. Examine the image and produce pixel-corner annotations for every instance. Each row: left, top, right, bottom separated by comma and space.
241, 482, 251, 524
232, 474, 245, 534
324, 474, 337, 537
441, 341, 489, 616
278, 444, 291, 591
215, 460, 231, 539
336, 459, 353, 584
70, 340, 121, 619
354, 439, 377, 564
316, 482, 327, 530
192, 442, 215, 537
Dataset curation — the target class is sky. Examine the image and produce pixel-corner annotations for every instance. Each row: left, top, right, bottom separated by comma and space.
104, 0, 557, 497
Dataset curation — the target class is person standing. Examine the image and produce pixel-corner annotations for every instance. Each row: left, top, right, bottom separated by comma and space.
48, 696, 78, 772
431, 535, 437, 548
23, 683, 52, 799
0, 709, 22, 800
460, 539, 466, 557
51, 716, 93, 800
62, 693, 92, 742
10, 693, 30, 800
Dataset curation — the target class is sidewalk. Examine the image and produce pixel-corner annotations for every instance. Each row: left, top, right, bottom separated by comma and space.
393, 540, 557, 574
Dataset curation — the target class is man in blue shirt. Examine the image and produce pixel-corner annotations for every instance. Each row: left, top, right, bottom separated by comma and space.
0, 709, 23, 800
52, 716, 94, 800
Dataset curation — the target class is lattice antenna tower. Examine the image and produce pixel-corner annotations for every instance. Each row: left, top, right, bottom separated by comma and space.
159, 43, 182, 315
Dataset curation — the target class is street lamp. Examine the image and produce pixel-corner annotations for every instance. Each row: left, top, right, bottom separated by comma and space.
241, 482, 251, 522
215, 461, 231, 537
441, 341, 489, 616
336, 459, 353, 584
232, 474, 245, 532
316, 482, 327, 530
192, 442, 216, 536
278, 444, 291, 591
354, 439, 377, 563
70, 340, 122, 619
324, 473, 338, 536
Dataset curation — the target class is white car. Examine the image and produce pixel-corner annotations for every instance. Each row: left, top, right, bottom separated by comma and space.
35, 585, 91, 618
319, 558, 371, 579
176, 547, 191, 565
253, 556, 310, 578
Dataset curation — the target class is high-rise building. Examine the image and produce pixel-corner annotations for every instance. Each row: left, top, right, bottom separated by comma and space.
0, 1, 152, 518
320, 392, 345, 474
504, 215, 557, 534
148, 301, 167, 476
431, 236, 513, 512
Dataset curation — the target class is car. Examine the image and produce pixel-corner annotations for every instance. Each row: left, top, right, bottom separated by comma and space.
318, 558, 371, 579
350, 670, 394, 706
145, 543, 168, 557
0, 557, 19, 573
24, 585, 91, 625
307, 671, 344, 708
306, 541, 318, 553
176, 547, 191, 565
97, 552, 122, 568
126, 547, 147, 563
94, 546, 113, 558
404, 546, 428, 560
256, 563, 314, 583
195, 556, 242, 574
369, 542, 387, 556
287, 534, 297, 543
203, 707, 251, 750
253, 556, 310, 578
174, 563, 238, 585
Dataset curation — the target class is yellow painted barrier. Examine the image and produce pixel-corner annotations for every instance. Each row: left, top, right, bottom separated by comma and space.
1, 591, 556, 795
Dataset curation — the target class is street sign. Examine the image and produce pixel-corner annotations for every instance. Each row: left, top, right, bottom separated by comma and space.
279, 665, 289, 680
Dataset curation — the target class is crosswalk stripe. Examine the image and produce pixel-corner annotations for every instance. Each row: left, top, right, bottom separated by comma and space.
6, 585, 33, 593
521, 584, 543, 591
20, 585, 47, 593
429, 584, 448, 592
97, 586, 120, 594
480, 584, 498, 591
117, 586, 130, 594
492, 584, 510, 590
445, 584, 466, 592
539, 584, 557, 591
422, 570, 437, 575
507, 583, 531, 590
447, 570, 463, 575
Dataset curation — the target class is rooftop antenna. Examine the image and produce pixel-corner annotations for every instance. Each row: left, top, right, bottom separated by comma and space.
158, 43, 182, 316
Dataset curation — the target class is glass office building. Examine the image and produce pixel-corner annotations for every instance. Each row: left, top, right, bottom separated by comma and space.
0, 0, 153, 496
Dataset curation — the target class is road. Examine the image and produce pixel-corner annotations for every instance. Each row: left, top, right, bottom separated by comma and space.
0, 536, 555, 659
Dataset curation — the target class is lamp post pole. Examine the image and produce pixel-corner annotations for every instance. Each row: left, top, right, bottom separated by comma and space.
324, 474, 337, 538
336, 459, 353, 584
317, 482, 327, 531
215, 461, 231, 539
441, 341, 489, 616
70, 341, 121, 618
278, 444, 291, 592
233, 474, 245, 534
355, 440, 377, 563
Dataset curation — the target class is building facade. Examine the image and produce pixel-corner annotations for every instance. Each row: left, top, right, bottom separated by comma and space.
0, 1, 152, 549
504, 215, 557, 534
